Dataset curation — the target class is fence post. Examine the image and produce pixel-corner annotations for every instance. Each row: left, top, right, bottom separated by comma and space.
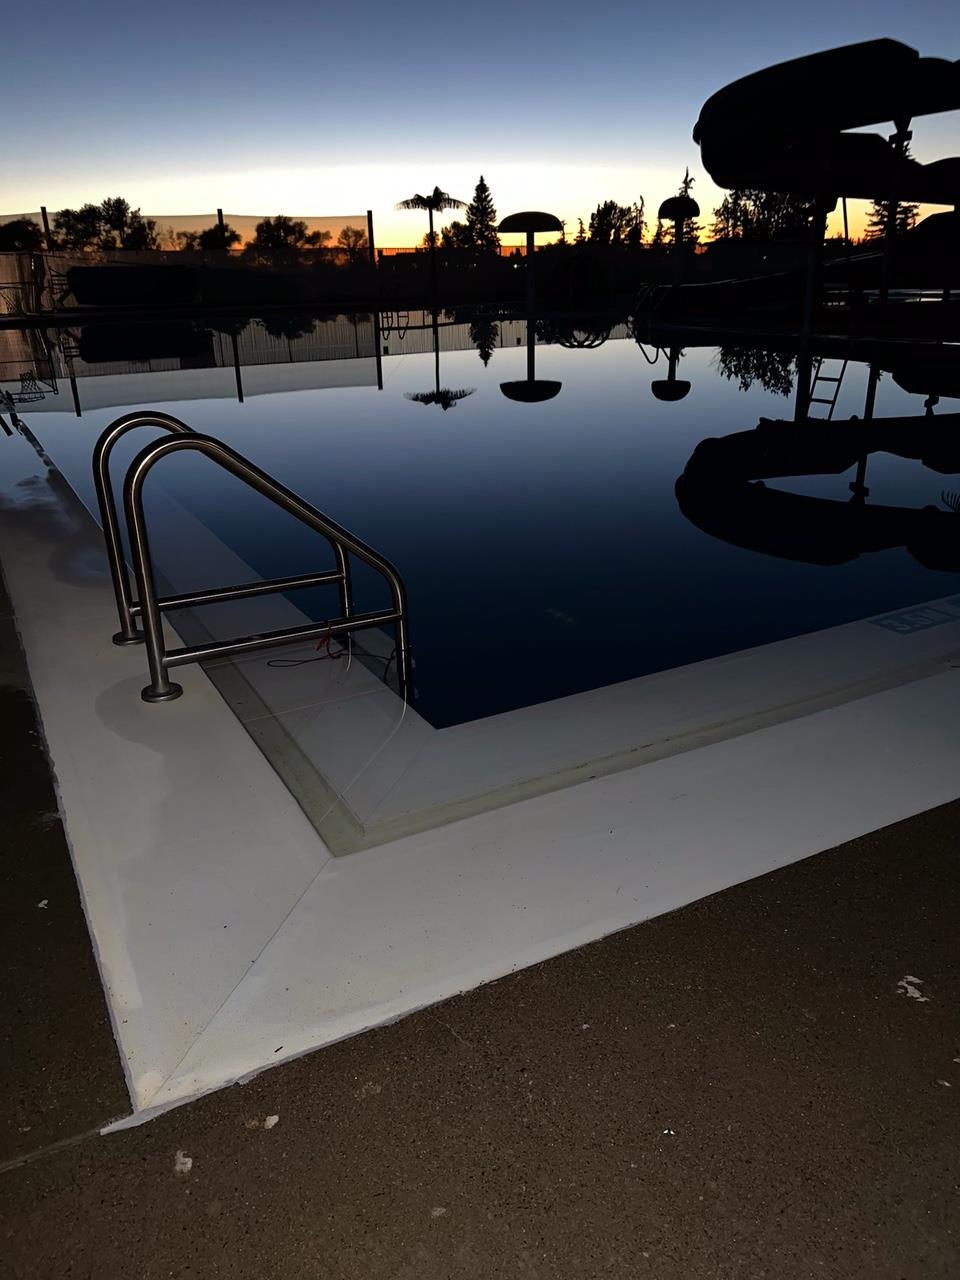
217, 208, 227, 250
40, 207, 53, 251
366, 210, 376, 269
368, 210, 384, 389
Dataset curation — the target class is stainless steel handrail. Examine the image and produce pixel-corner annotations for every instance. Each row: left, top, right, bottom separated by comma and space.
93, 411, 195, 645
93, 410, 353, 655
120, 432, 411, 703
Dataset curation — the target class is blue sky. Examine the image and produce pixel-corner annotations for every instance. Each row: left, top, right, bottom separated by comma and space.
5, 1, 958, 241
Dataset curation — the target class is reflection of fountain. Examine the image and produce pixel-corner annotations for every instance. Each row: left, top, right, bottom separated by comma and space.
404, 310, 476, 411
650, 347, 691, 401
499, 317, 562, 404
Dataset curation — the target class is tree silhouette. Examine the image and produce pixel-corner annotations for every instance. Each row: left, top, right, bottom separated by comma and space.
96, 197, 159, 249
865, 193, 919, 239
52, 197, 159, 250
441, 221, 471, 251
712, 189, 814, 240
715, 346, 795, 396
397, 186, 466, 245
337, 224, 369, 263
587, 200, 645, 247
675, 170, 700, 245
175, 223, 242, 251
53, 204, 103, 249
260, 315, 316, 341
0, 219, 43, 251
251, 216, 331, 254
202, 223, 241, 250
624, 199, 645, 247
463, 175, 500, 255
863, 138, 921, 240
397, 186, 466, 293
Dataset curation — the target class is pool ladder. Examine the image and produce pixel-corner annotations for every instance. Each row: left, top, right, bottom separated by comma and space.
93, 411, 412, 704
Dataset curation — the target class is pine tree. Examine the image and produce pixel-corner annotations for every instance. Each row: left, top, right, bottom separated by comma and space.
863, 139, 920, 240
712, 188, 813, 240
677, 169, 700, 246
865, 196, 919, 239
464, 175, 500, 255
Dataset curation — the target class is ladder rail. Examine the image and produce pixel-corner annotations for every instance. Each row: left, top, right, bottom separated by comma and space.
93, 411, 353, 650
93, 411, 196, 645
119, 431, 410, 703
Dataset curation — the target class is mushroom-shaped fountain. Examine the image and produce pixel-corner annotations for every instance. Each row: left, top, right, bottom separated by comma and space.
498, 211, 563, 311
658, 195, 700, 283
650, 347, 691, 401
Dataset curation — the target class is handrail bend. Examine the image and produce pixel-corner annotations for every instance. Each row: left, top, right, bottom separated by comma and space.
93, 411, 195, 645
93, 411, 353, 658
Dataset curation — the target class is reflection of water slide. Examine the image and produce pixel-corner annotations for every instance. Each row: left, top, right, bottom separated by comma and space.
889, 346, 960, 405
676, 416, 960, 572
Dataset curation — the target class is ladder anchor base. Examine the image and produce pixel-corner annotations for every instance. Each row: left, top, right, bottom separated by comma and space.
141, 683, 183, 704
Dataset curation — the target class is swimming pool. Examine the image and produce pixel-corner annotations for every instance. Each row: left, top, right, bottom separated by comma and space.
13, 314, 960, 731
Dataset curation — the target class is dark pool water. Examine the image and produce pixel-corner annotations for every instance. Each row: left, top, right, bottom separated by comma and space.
21, 327, 960, 726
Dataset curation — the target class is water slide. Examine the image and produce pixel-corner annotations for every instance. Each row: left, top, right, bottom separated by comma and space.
693, 39, 960, 206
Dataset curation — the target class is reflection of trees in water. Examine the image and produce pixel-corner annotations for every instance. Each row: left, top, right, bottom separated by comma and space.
469, 314, 499, 366
405, 308, 477, 410
405, 387, 475, 411
716, 346, 795, 396
259, 315, 316, 341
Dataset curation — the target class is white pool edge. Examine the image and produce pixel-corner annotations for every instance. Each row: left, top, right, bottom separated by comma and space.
3, 429, 959, 1122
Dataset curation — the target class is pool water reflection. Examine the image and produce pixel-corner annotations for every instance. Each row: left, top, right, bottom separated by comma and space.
12, 326, 960, 727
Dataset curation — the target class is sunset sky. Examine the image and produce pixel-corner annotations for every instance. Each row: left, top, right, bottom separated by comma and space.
4, 1, 958, 245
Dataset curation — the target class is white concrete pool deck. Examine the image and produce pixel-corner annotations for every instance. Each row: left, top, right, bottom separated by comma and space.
3, 425, 960, 1124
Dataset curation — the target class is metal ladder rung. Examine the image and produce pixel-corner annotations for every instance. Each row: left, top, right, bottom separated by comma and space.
166, 609, 402, 667
128, 569, 345, 618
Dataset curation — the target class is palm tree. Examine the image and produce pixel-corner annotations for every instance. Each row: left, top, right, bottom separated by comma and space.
396, 186, 466, 297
